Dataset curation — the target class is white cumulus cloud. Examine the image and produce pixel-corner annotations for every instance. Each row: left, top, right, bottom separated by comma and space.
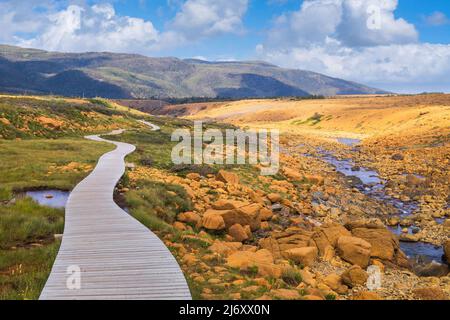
170, 0, 249, 40
3, 0, 250, 54
18, 4, 160, 53
258, 0, 450, 92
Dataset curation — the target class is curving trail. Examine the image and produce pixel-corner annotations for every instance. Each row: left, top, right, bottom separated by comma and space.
40, 122, 191, 300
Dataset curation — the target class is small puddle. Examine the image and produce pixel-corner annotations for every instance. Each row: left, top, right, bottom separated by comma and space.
336, 137, 361, 147
307, 138, 447, 271
24, 190, 70, 208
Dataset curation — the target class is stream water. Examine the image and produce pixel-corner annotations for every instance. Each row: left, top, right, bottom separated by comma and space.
24, 190, 70, 208
311, 138, 446, 268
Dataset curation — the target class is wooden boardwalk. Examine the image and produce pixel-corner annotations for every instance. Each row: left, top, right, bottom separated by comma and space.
40, 124, 191, 300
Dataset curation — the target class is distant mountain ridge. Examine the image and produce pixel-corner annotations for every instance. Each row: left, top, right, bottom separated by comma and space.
0, 44, 388, 99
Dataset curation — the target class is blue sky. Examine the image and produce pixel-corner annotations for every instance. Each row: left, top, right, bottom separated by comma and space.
1, 0, 450, 92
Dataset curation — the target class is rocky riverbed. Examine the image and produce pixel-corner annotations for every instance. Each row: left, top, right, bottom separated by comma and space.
120, 136, 449, 300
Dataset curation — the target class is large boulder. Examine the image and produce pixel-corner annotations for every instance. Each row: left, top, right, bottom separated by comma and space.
259, 207, 274, 221
309, 223, 352, 255
186, 173, 201, 181
177, 211, 201, 225
209, 240, 242, 256
212, 199, 249, 210
259, 237, 283, 260
216, 170, 239, 185
336, 236, 372, 268
201, 212, 226, 230
341, 266, 369, 288
413, 287, 449, 300
352, 291, 382, 300
203, 207, 261, 231
283, 247, 318, 267
344, 218, 385, 230
226, 249, 282, 278
323, 273, 348, 294
267, 193, 282, 203
274, 228, 314, 252
351, 227, 409, 267
270, 289, 301, 300
228, 224, 249, 242
282, 167, 303, 181
259, 228, 314, 261
238, 203, 263, 230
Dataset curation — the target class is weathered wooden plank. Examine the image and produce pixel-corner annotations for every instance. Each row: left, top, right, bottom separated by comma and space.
40, 124, 191, 300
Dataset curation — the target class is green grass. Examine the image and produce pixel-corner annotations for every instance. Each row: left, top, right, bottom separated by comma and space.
0, 95, 165, 300
0, 198, 64, 250
0, 137, 106, 300
125, 179, 193, 233
0, 187, 12, 202
282, 268, 302, 287
0, 96, 140, 139
0, 242, 60, 300
0, 138, 113, 190
0, 199, 64, 300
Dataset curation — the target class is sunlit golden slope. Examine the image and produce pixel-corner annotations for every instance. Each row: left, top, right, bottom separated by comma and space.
185, 94, 450, 140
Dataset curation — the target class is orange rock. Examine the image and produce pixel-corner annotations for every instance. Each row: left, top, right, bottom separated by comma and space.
323, 273, 348, 294
36, 116, 64, 129
226, 249, 282, 277
309, 223, 352, 255
209, 240, 243, 256
243, 225, 252, 238
177, 211, 201, 225
0, 117, 11, 125
283, 247, 318, 267
270, 289, 301, 300
228, 224, 249, 242
303, 174, 325, 185
282, 167, 303, 181
341, 266, 369, 288
203, 207, 261, 231
173, 221, 187, 231
202, 213, 226, 230
186, 173, 201, 181
267, 193, 282, 203
261, 221, 270, 230
413, 287, 449, 300
336, 236, 372, 268
183, 185, 196, 199
259, 237, 282, 260
259, 207, 274, 221
212, 199, 249, 210
303, 295, 324, 300
216, 170, 240, 185
182, 254, 198, 266
352, 291, 382, 300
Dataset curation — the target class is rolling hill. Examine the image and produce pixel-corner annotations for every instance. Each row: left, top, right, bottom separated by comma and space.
0, 45, 387, 99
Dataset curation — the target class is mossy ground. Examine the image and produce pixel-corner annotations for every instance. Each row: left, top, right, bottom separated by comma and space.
0, 95, 146, 299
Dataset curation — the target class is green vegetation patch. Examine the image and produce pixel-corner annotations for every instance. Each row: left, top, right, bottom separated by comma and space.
291, 112, 327, 126
0, 198, 64, 250
0, 198, 64, 300
125, 179, 193, 234
0, 138, 113, 190
0, 241, 60, 300
0, 97, 139, 139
